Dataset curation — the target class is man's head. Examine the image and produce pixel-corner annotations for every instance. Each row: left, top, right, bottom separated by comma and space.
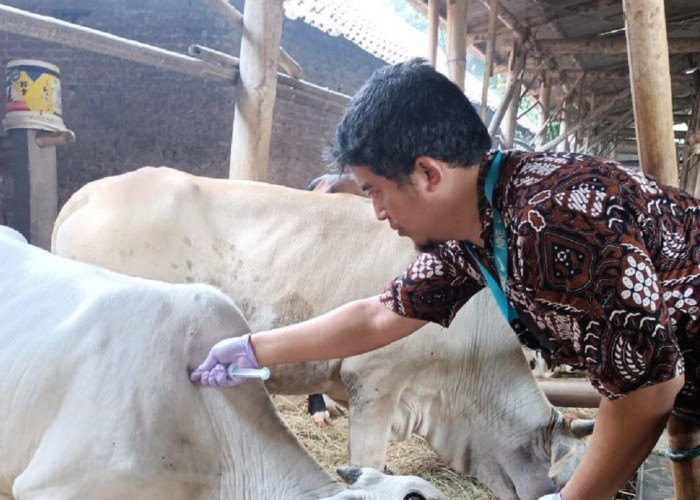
329, 58, 491, 183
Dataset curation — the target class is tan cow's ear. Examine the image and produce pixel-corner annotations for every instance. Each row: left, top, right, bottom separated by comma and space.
570, 418, 595, 438
336, 465, 362, 485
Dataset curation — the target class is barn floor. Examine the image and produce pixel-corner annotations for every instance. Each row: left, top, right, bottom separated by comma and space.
273, 394, 644, 499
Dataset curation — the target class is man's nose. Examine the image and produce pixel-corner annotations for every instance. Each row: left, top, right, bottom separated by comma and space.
372, 200, 388, 220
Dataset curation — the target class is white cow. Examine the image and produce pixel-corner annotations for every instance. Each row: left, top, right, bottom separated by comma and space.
0, 226, 444, 500
52, 167, 593, 500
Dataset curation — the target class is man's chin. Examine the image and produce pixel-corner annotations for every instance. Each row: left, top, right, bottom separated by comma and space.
415, 239, 443, 253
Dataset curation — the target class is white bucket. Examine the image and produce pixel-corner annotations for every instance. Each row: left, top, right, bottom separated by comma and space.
3, 59, 68, 132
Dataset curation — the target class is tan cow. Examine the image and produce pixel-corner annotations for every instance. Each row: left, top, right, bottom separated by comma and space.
53, 167, 592, 500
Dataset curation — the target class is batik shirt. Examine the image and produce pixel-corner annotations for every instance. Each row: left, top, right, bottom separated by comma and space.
380, 150, 699, 415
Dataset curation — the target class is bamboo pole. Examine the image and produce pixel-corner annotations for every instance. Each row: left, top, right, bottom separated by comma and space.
666, 413, 700, 500
686, 75, 700, 196
187, 45, 349, 109
533, 77, 550, 149
500, 42, 525, 148
487, 53, 523, 140
229, 0, 284, 181
0, 4, 237, 82
533, 72, 586, 141
479, 0, 498, 121
536, 90, 629, 152
558, 103, 570, 153
427, 0, 439, 67
533, 36, 700, 55
446, 0, 468, 90
537, 379, 602, 408
200, 0, 303, 79
623, 0, 678, 186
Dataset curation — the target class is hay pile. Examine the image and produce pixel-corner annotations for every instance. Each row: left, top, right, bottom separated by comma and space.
273, 395, 496, 500
273, 395, 636, 500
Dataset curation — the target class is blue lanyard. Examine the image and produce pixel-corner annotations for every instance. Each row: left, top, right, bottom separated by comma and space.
465, 151, 520, 324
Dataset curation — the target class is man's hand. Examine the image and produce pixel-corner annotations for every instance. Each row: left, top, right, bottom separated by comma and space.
560, 374, 685, 500
190, 333, 260, 387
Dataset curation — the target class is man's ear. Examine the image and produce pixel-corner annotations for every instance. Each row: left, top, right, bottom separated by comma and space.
413, 156, 444, 192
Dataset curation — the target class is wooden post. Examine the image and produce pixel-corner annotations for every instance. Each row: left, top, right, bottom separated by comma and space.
487, 60, 523, 140
666, 413, 700, 500
558, 104, 569, 153
534, 76, 550, 149
500, 42, 525, 148
229, 0, 285, 181
684, 75, 700, 195
8, 130, 58, 249
583, 95, 594, 154
446, 0, 468, 90
623, 0, 678, 186
427, 0, 439, 67
479, 0, 498, 121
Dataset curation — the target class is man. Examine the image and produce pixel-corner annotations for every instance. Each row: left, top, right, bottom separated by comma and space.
191, 59, 698, 499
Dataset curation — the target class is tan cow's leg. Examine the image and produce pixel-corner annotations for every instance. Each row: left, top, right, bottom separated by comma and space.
346, 388, 402, 470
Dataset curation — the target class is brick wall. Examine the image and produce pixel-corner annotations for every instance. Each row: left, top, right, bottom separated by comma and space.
0, 0, 384, 227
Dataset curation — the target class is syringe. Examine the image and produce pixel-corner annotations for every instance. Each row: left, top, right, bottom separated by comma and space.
227, 366, 271, 380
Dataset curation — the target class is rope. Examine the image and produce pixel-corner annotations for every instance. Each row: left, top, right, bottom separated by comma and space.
666, 445, 700, 462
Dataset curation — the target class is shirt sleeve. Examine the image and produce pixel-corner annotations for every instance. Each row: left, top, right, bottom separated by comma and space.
379, 240, 485, 327
520, 197, 685, 400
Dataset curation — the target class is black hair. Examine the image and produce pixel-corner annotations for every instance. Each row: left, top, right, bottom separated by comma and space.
328, 58, 491, 182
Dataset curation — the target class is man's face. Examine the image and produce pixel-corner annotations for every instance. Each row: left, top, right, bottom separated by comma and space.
351, 166, 440, 250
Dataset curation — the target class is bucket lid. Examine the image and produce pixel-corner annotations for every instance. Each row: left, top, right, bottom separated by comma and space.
6, 59, 60, 74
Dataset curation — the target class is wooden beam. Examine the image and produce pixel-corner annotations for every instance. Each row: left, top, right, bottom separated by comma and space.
229, 0, 284, 181
446, 0, 468, 90
624, 0, 678, 186
200, 0, 303, 79
200, 0, 243, 29
479, 0, 498, 120
0, 4, 238, 82
533, 72, 586, 140
536, 91, 630, 152
187, 44, 349, 108
586, 108, 635, 152
427, 0, 439, 67
476, 0, 527, 43
277, 46, 303, 79
532, 36, 700, 55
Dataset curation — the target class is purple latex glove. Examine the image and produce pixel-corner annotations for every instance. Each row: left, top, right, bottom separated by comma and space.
190, 333, 260, 387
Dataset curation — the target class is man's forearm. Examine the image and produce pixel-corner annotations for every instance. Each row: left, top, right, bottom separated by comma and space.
250, 296, 427, 366
561, 375, 685, 499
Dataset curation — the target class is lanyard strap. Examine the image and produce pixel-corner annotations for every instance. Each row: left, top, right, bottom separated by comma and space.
465, 151, 519, 324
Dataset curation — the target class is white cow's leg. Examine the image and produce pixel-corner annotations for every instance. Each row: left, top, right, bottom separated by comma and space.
347, 390, 401, 470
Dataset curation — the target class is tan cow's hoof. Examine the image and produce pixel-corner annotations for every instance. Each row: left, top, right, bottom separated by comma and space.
312, 410, 332, 427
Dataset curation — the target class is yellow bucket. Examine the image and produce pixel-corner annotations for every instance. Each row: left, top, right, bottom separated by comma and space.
3, 59, 68, 132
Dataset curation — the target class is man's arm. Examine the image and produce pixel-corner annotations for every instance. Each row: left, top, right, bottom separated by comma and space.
560, 374, 685, 500
251, 295, 428, 366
